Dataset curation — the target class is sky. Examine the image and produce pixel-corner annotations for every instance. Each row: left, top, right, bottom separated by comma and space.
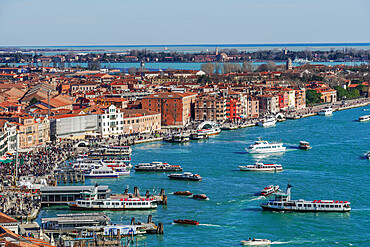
0, 0, 369, 46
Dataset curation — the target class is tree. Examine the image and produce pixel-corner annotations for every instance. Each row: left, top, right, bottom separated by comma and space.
88, 60, 101, 70
214, 63, 222, 75
256, 63, 269, 72
306, 89, 323, 104
266, 61, 276, 71
201, 63, 214, 75
242, 61, 254, 72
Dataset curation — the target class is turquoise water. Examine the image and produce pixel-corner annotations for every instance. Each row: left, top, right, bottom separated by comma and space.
38, 106, 370, 246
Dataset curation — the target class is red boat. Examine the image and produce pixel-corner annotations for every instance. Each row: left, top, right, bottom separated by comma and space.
174, 191, 193, 196
173, 219, 199, 225
192, 194, 208, 200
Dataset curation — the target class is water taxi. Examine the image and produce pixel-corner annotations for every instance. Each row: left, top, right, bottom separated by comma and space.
318, 106, 333, 116
299, 141, 311, 150
69, 188, 158, 211
257, 117, 276, 127
260, 185, 280, 196
193, 194, 208, 200
134, 162, 183, 172
174, 191, 193, 196
241, 239, 271, 246
246, 139, 286, 154
239, 162, 283, 172
358, 115, 370, 122
173, 219, 199, 225
168, 172, 202, 181
260, 183, 351, 212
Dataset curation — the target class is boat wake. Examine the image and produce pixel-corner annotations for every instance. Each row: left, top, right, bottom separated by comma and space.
199, 223, 221, 227
271, 241, 296, 245
249, 196, 264, 201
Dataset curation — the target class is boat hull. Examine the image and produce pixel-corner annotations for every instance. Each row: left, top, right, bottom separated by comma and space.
261, 205, 351, 212
85, 175, 118, 178
246, 147, 286, 154
135, 168, 183, 172
69, 205, 157, 211
168, 177, 202, 181
239, 167, 282, 172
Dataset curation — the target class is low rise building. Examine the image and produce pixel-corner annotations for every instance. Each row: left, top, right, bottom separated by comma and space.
50, 113, 99, 140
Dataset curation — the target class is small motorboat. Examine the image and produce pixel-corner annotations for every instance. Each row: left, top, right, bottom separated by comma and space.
192, 194, 208, 200
260, 185, 280, 196
241, 238, 271, 246
299, 141, 311, 150
173, 219, 199, 225
174, 191, 193, 196
365, 151, 370, 159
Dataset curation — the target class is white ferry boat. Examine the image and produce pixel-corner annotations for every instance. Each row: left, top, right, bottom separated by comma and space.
241, 239, 271, 246
358, 115, 370, 122
318, 106, 333, 116
260, 185, 280, 196
168, 172, 202, 181
85, 165, 119, 178
260, 184, 351, 212
246, 139, 286, 154
257, 117, 276, 127
69, 189, 157, 211
239, 162, 283, 172
134, 162, 183, 172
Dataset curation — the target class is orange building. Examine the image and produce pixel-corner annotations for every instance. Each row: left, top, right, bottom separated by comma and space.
141, 92, 197, 126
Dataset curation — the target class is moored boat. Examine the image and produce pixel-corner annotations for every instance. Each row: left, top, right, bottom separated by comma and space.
168, 172, 202, 181
69, 188, 158, 211
246, 139, 286, 154
190, 132, 209, 140
85, 165, 119, 178
260, 185, 280, 196
192, 194, 208, 200
258, 117, 276, 127
260, 183, 351, 212
318, 106, 333, 116
239, 162, 283, 172
241, 239, 271, 246
134, 162, 183, 172
299, 141, 311, 150
174, 191, 193, 196
197, 121, 221, 136
173, 219, 199, 225
165, 133, 190, 143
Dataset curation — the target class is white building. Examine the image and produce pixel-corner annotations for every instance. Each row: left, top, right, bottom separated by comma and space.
99, 105, 124, 136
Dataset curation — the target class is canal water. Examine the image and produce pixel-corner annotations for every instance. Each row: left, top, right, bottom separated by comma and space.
38, 106, 370, 246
